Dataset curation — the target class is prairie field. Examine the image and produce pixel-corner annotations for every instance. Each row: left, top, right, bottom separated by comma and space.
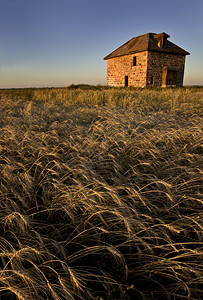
0, 86, 203, 299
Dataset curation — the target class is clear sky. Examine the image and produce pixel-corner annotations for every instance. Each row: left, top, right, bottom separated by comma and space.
0, 0, 202, 88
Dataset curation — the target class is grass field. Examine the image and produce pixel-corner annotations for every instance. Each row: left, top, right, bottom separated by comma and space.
0, 86, 203, 299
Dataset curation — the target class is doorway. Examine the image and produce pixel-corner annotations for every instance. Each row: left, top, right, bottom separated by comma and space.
166, 70, 178, 86
125, 76, 128, 87
162, 67, 178, 87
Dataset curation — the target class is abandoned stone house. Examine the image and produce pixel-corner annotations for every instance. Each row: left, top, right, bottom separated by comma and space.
104, 32, 190, 87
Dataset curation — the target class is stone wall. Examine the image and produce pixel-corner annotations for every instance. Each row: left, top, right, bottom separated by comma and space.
106, 52, 148, 87
147, 52, 185, 87
106, 51, 186, 87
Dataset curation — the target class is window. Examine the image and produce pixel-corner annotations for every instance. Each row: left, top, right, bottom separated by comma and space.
125, 76, 128, 87
133, 56, 136, 66
150, 76, 154, 85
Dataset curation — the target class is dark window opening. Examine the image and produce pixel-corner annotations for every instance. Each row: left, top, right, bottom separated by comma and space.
125, 76, 128, 87
150, 76, 154, 85
133, 56, 136, 66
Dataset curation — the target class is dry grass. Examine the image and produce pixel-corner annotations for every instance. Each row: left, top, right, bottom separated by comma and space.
0, 86, 203, 299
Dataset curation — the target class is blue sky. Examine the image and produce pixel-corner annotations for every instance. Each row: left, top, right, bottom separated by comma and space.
0, 0, 202, 88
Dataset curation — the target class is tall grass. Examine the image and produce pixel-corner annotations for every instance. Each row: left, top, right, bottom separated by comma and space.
0, 87, 203, 299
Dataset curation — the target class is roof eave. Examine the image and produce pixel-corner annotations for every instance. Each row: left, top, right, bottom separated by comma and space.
104, 49, 148, 60
104, 49, 190, 60
149, 49, 190, 56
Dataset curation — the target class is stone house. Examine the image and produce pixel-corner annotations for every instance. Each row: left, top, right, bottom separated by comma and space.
104, 32, 190, 87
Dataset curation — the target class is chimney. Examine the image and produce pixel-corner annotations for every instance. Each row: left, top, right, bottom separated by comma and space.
154, 32, 170, 48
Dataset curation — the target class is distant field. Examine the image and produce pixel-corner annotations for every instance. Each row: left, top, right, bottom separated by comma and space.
0, 86, 203, 299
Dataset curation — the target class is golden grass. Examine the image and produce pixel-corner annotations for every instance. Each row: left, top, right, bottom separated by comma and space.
0, 86, 203, 299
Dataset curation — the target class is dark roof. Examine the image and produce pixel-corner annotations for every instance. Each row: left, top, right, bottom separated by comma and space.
104, 32, 190, 60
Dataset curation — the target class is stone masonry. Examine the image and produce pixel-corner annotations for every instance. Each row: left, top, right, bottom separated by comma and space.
147, 52, 185, 87
107, 52, 148, 88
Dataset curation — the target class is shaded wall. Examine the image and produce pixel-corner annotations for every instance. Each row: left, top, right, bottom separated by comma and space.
147, 52, 186, 87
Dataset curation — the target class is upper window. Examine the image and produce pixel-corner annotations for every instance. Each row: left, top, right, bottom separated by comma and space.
133, 56, 137, 66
